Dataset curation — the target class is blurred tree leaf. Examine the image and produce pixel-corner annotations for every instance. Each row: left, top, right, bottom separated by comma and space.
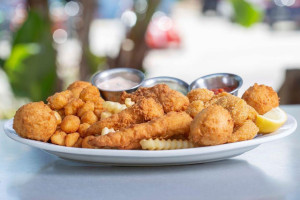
230, 0, 263, 27
4, 10, 56, 102
85, 49, 106, 75
0, 58, 4, 69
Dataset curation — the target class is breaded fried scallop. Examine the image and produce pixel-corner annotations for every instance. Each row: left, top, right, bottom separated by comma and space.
242, 83, 279, 115
189, 105, 234, 146
187, 88, 214, 103
13, 102, 57, 142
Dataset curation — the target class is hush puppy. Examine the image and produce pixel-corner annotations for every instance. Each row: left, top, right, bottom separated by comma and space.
242, 83, 279, 115
13, 102, 57, 142
189, 105, 234, 146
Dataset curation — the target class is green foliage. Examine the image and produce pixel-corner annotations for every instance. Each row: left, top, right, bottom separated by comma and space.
4, 11, 57, 102
85, 48, 106, 75
230, 0, 263, 27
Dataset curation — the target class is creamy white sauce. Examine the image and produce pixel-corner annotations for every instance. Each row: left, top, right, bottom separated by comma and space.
98, 76, 138, 91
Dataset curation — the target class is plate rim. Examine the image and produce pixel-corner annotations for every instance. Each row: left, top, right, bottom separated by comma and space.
3, 114, 297, 158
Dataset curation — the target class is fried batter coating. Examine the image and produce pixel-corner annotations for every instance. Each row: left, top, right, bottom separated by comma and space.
78, 123, 90, 137
13, 102, 57, 142
79, 85, 102, 102
204, 92, 230, 107
81, 111, 98, 125
212, 93, 257, 126
77, 101, 94, 117
51, 130, 67, 146
186, 100, 205, 118
82, 136, 96, 148
242, 83, 279, 115
47, 90, 73, 110
67, 81, 91, 90
84, 98, 164, 136
189, 105, 234, 146
61, 115, 80, 133
64, 98, 84, 116
187, 88, 214, 103
120, 84, 189, 113
65, 132, 80, 147
228, 120, 259, 143
89, 112, 193, 149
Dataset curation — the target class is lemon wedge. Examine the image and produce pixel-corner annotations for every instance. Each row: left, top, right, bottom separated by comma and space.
256, 107, 287, 134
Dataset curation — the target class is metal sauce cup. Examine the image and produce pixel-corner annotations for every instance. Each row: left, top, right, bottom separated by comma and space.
189, 73, 243, 96
141, 76, 189, 95
91, 68, 145, 101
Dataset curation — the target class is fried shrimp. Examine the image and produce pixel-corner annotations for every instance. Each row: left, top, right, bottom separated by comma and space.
120, 84, 189, 113
13, 102, 57, 142
84, 98, 164, 137
242, 83, 279, 115
89, 112, 193, 149
212, 94, 257, 126
187, 88, 214, 103
228, 120, 259, 143
189, 105, 234, 146
186, 100, 205, 118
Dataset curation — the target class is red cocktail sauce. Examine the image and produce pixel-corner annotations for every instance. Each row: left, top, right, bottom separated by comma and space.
210, 86, 236, 95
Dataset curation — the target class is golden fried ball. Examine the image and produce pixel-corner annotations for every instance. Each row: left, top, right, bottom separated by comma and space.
78, 123, 91, 137
82, 136, 96, 148
81, 111, 98, 124
186, 100, 205, 118
67, 81, 92, 98
77, 101, 94, 117
64, 98, 84, 116
61, 115, 80, 133
47, 90, 73, 110
242, 83, 279, 115
13, 102, 57, 142
79, 85, 101, 102
189, 105, 234, 146
67, 81, 91, 90
187, 88, 214, 103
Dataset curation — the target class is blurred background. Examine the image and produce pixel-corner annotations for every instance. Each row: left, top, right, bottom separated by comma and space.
1, 0, 300, 119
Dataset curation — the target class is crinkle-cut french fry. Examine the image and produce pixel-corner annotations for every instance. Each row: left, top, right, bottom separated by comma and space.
140, 138, 194, 150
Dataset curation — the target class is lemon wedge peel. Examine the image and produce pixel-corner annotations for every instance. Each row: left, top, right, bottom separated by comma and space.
255, 107, 287, 134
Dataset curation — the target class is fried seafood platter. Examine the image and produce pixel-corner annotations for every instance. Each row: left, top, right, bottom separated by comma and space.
12, 80, 287, 151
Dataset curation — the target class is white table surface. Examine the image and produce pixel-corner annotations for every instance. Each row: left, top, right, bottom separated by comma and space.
1, 105, 300, 200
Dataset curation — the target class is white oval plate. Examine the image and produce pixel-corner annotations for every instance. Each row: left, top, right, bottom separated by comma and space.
4, 115, 297, 166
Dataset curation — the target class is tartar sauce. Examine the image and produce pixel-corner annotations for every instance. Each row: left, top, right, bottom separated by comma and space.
98, 76, 138, 91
